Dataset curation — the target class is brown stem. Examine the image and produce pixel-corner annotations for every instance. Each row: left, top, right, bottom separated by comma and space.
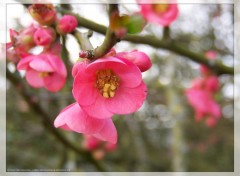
58, 8, 233, 75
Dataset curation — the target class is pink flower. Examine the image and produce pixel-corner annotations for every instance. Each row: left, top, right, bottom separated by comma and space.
138, 0, 179, 26
83, 135, 101, 151
9, 25, 37, 55
72, 56, 147, 119
56, 15, 78, 34
82, 135, 117, 160
28, 4, 56, 25
54, 102, 118, 144
17, 54, 67, 92
116, 50, 152, 72
34, 27, 56, 46
185, 89, 221, 122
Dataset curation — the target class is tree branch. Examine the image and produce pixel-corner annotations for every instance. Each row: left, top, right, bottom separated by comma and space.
58, 8, 233, 75
6, 68, 106, 172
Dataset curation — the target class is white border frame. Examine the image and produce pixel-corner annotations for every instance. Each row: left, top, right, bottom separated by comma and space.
0, 0, 239, 176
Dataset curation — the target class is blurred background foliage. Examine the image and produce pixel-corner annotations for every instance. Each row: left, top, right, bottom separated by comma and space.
6, 2, 233, 172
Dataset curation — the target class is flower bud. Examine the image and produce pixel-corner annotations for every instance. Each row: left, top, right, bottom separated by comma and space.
56, 15, 78, 34
34, 27, 56, 46
28, 4, 56, 25
117, 50, 152, 72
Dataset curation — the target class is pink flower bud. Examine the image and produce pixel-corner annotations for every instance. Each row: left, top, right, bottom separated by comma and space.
93, 150, 105, 160
83, 136, 101, 151
56, 15, 78, 34
28, 4, 56, 25
34, 27, 56, 46
117, 50, 152, 72
105, 142, 117, 152
206, 117, 217, 128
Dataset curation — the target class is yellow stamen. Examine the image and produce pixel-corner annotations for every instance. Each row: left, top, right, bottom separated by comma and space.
109, 91, 115, 98
153, 4, 169, 14
96, 69, 120, 98
103, 92, 109, 98
39, 72, 49, 78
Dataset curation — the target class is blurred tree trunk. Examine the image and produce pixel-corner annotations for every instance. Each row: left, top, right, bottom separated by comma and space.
166, 56, 186, 172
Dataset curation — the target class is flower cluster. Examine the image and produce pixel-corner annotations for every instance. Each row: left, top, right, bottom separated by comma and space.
185, 51, 221, 127
82, 135, 117, 160
7, 4, 78, 92
54, 49, 152, 143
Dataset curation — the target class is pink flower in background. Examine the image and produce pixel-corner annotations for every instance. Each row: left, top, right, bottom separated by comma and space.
56, 15, 78, 34
34, 27, 56, 46
185, 89, 221, 125
54, 103, 118, 144
17, 54, 67, 92
83, 135, 101, 151
72, 56, 147, 119
116, 50, 152, 72
28, 4, 56, 25
138, 0, 179, 26
82, 135, 117, 160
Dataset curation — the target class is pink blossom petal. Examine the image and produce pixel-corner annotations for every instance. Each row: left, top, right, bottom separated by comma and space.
29, 57, 55, 72
112, 59, 142, 88
47, 54, 67, 77
93, 119, 118, 144
106, 81, 147, 114
17, 55, 35, 70
25, 69, 44, 88
72, 60, 89, 78
43, 73, 66, 92
73, 80, 98, 106
81, 94, 113, 119
54, 103, 106, 134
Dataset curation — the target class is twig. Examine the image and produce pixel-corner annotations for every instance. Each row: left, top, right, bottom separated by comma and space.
58, 8, 233, 75
6, 68, 106, 172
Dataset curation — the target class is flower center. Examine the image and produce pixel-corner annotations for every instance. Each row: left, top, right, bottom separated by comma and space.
96, 69, 120, 98
39, 72, 49, 78
153, 4, 169, 14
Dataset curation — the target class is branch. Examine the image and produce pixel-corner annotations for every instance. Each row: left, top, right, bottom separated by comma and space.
6, 68, 106, 172
58, 8, 233, 75
92, 4, 119, 60
75, 4, 119, 61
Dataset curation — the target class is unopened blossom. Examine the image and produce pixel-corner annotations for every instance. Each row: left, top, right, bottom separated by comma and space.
17, 54, 67, 92
82, 135, 117, 160
116, 50, 152, 72
28, 4, 56, 25
34, 27, 56, 46
54, 103, 118, 144
138, 0, 179, 26
56, 15, 78, 34
72, 55, 147, 119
